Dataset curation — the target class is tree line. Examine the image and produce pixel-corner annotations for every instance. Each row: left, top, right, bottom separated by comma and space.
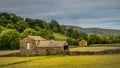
0, 12, 120, 50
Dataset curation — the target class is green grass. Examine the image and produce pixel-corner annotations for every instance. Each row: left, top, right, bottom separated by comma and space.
0, 57, 38, 67
53, 33, 68, 40
1, 55, 120, 68
1, 46, 120, 68
0, 50, 19, 55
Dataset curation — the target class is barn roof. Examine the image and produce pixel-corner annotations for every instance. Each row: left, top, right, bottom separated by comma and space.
38, 40, 68, 47
28, 36, 46, 41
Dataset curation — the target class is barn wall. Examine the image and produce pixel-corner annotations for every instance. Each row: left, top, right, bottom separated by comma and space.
20, 47, 69, 56
20, 49, 36, 56
35, 47, 63, 55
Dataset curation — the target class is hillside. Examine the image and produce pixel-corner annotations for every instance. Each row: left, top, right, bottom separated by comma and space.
53, 33, 68, 40
65, 25, 120, 36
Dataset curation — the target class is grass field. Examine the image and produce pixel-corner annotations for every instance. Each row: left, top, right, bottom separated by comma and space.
0, 45, 120, 68
53, 33, 68, 40
0, 55, 120, 68
0, 50, 19, 55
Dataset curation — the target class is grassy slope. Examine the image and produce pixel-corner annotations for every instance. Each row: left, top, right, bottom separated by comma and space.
1, 55, 120, 68
66, 25, 120, 36
53, 33, 68, 40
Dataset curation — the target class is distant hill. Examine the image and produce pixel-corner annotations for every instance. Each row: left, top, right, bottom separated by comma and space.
65, 25, 120, 36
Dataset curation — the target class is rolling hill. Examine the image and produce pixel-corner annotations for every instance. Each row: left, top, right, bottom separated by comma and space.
65, 25, 120, 36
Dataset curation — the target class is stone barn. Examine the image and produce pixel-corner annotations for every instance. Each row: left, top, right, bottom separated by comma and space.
79, 40, 88, 47
20, 36, 69, 56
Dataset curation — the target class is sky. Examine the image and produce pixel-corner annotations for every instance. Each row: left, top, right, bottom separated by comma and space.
0, 0, 120, 29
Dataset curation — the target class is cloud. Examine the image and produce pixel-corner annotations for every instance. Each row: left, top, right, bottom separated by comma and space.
0, 0, 120, 29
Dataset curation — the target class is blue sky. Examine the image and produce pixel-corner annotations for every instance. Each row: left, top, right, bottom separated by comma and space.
0, 0, 120, 29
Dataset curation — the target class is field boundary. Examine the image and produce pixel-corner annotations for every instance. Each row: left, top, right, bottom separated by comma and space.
70, 48, 120, 55
90, 44, 120, 47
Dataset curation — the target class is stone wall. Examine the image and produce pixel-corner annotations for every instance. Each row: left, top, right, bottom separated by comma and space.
20, 47, 69, 56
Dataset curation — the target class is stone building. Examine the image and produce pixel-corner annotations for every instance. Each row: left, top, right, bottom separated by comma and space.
79, 39, 88, 47
20, 36, 69, 56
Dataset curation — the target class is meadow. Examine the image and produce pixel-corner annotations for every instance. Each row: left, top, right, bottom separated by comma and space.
0, 54, 120, 68
0, 45, 120, 68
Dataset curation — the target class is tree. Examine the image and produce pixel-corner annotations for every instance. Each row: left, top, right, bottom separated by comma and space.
87, 34, 102, 44
20, 28, 39, 39
100, 35, 110, 44
50, 20, 61, 32
34, 19, 46, 28
14, 21, 29, 32
0, 16, 8, 26
67, 38, 78, 46
60, 25, 67, 34
0, 29, 20, 50
6, 23, 14, 29
11, 15, 24, 23
25, 18, 35, 28
0, 12, 11, 20
0, 26, 8, 33
39, 29, 54, 39
66, 27, 74, 37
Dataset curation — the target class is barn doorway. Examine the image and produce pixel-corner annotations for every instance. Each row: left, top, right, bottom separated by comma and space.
64, 46, 69, 50
27, 43, 30, 49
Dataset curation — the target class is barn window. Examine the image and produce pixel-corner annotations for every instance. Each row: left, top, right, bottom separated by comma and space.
64, 46, 69, 50
27, 43, 30, 49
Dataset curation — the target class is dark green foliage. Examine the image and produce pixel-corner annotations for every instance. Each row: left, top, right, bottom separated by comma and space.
67, 38, 78, 46
66, 27, 88, 39
14, 21, 29, 32
0, 29, 20, 50
50, 20, 61, 32
39, 29, 54, 39
66, 27, 74, 37
34, 19, 46, 28
87, 34, 101, 44
60, 25, 67, 34
20, 28, 40, 39
6, 23, 14, 29
87, 34, 120, 45
25, 18, 35, 28
0, 12, 11, 20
